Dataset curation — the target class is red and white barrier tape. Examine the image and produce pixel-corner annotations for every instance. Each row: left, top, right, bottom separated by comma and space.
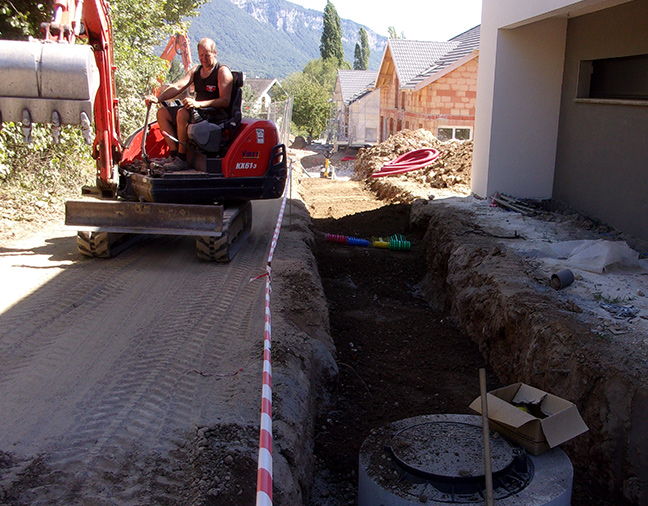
256, 161, 291, 506
256, 277, 274, 506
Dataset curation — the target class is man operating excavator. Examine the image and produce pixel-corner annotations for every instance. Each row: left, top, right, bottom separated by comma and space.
145, 37, 233, 171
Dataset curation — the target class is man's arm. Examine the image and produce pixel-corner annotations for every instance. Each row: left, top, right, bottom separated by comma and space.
145, 67, 195, 106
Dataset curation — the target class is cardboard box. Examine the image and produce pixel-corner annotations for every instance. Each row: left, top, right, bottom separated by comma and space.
469, 382, 589, 455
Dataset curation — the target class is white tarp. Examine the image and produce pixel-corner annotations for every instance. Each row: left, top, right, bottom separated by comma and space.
525, 239, 644, 273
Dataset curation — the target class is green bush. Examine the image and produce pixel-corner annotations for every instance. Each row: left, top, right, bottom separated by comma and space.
0, 123, 94, 195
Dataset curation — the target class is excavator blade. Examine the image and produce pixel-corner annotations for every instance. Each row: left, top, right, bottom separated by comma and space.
0, 40, 99, 127
65, 200, 225, 236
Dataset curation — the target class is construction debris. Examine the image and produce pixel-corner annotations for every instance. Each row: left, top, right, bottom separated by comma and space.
354, 129, 472, 190
490, 193, 538, 216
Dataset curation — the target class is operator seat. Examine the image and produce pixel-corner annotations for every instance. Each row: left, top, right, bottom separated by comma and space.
187, 70, 244, 156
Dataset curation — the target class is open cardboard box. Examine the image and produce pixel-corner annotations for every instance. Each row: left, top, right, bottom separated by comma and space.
469, 382, 589, 455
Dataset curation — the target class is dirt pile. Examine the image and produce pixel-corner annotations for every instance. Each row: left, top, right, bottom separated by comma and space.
353, 129, 472, 191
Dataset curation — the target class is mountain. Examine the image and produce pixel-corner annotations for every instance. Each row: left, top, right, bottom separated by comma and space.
187, 0, 386, 78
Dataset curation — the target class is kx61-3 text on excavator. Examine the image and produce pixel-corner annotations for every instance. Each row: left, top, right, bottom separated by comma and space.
0, 0, 287, 261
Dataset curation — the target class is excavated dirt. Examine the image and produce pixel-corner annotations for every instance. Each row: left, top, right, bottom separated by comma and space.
354, 129, 472, 180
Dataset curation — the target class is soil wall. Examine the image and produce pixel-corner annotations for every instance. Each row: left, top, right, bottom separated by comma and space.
270, 199, 339, 505
412, 199, 648, 505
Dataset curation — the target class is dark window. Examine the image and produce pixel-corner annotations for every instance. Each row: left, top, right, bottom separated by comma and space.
437, 126, 472, 141
455, 128, 471, 140
587, 54, 648, 100
437, 127, 453, 141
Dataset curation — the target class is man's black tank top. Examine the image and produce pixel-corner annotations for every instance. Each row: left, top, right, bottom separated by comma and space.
194, 63, 224, 102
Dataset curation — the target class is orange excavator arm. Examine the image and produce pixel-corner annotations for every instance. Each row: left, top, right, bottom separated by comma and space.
160, 33, 193, 72
74, 0, 122, 194
155, 33, 194, 96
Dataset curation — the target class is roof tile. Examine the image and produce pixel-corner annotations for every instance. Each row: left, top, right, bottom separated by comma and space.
337, 70, 379, 104
386, 25, 481, 89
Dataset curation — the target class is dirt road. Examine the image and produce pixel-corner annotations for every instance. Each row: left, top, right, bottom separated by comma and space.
0, 200, 283, 505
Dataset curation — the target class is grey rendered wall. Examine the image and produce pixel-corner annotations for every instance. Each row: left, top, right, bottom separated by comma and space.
554, 0, 648, 240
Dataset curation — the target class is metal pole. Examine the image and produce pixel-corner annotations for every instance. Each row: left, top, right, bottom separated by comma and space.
479, 368, 495, 506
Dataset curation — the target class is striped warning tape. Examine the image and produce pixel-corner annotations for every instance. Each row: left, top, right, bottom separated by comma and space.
256, 276, 273, 506
256, 161, 291, 506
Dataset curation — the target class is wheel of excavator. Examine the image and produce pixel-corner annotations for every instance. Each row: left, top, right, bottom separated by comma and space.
76, 231, 134, 258
195, 202, 252, 262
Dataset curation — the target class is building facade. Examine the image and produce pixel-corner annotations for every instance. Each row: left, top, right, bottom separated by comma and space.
375, 27, 480, 142
473, 0, 648, 241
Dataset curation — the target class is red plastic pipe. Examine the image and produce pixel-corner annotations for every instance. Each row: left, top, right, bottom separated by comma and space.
372, 148, 440, 177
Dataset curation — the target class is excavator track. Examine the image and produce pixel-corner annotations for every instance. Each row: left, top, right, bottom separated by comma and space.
195, 202, 252, 262
76, 231, 136, 258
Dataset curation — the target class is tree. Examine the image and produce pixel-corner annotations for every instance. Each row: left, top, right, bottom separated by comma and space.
281, 58, 348, 139
320, 1, 344, 64
354, 27, 370, 70
353, 43, 363, 70
304, 58, 348, 93
290, 76, 330, 139
359, 27, 370, 69
0, 0, 49, 39
388, 26, 406, 39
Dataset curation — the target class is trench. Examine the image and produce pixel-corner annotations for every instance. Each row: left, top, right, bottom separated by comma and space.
304, 202, 497, 505
301, 201, 613, 506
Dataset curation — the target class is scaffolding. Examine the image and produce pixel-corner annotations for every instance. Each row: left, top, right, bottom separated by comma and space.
330, 89, 380, 148
346, 89, 379, 147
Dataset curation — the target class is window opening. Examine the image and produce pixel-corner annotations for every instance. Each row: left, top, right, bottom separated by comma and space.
437, 126, 472, 141
578, 54, 648, 101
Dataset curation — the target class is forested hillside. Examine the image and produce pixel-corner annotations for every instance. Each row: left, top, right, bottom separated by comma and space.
188, 0, 386, 78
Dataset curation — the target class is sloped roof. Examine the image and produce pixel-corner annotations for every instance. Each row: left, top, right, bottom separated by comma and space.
337, 70, 379, 105
377, 25, 481, 90
388, 40, 458, 87
246, 78, 278, 98
408, 25, 481, 89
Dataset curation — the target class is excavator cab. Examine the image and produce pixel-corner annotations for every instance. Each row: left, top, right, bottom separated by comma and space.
115, 68, 286, 206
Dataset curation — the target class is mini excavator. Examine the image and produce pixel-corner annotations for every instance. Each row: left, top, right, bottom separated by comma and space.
0, 0, 287, 261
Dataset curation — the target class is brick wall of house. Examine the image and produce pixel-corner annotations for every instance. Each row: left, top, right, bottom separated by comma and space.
379, 56, 479, 140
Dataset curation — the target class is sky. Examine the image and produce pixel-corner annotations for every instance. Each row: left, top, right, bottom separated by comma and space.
288, 0, 483, 41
